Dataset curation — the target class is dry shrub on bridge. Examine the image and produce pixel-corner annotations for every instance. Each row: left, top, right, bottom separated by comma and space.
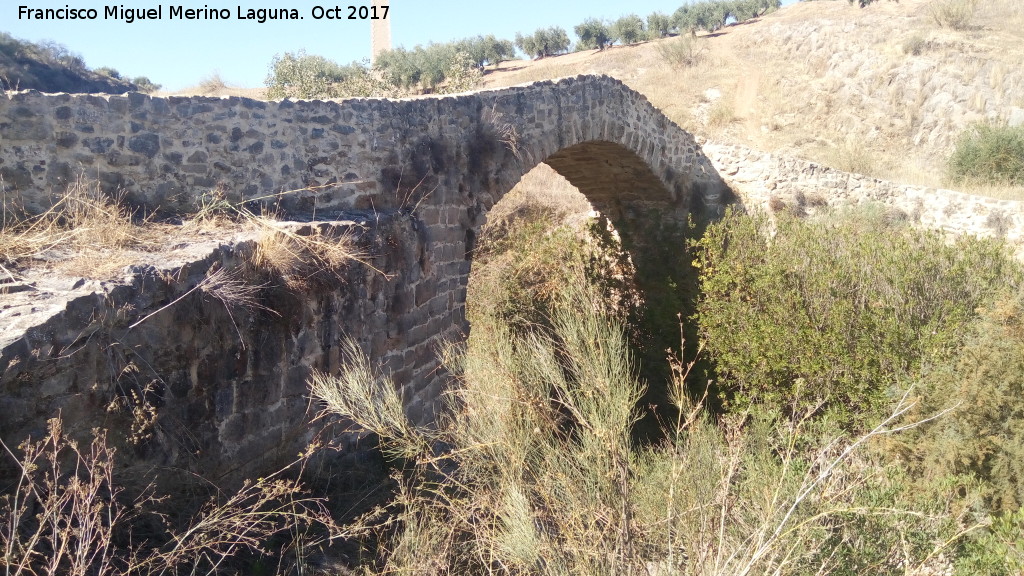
251, 223, 364, 290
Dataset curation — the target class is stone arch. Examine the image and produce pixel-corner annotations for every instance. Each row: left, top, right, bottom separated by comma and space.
0, 76, 733, 479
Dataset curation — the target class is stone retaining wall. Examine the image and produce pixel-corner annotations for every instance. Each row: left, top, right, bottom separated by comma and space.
703, 141, 1024, 249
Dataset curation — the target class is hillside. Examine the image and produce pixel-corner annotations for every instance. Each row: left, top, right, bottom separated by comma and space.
480, 0, 1024, 198
0, 32, 141, 94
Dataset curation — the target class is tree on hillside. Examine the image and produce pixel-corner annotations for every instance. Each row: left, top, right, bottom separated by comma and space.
373, 47, 421, 90
484, 37, 517, 67
646, 11, 675, 38
574, 18, 613, 51
413, 43, 455, 91
265, 50, 360, 99
673, 0, 731, 34
515, 27, 570, 59
456, 35, 516, 69
733, 0, 782, 20
610, 14, 647, 45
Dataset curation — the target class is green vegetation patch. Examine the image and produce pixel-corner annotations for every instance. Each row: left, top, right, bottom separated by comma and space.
948, 122, 1024, 186
694, 207, 1021, 427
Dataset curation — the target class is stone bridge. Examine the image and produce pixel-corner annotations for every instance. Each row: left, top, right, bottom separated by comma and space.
0, 76, 729, 482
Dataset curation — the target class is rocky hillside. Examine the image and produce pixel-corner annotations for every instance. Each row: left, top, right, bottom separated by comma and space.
482, 0, 1024, 198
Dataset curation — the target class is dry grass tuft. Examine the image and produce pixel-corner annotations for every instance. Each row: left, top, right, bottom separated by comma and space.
0, 177, 154, 278
251, 221, 366, 289
0, 417, 346, 576
656, 34, 708, 69
930, 0, 978, 30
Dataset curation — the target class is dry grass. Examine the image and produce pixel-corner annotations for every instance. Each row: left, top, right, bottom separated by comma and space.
251, 222, 365, 289
0, 417, 345, 576
157, 73, 267, 99
929, 0, 978, 30
0, 178, 165, 279
180, 188, 372, 288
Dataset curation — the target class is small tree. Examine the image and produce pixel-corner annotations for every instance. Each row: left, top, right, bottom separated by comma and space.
456, 35, 515, 69
514, 31, 538, 59
411, 43, 456, 92
481, 35, 516, 67
610, 14, 647, 45
575, 18, 613, 51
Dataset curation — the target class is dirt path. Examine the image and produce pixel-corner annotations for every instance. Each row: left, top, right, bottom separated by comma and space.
735, 65, 762, 139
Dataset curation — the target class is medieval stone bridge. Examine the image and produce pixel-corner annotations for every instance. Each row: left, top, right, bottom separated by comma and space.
0, 76, 729, 480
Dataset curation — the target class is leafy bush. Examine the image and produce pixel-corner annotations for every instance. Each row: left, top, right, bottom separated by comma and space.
514, 26, 571, 59
574, 18, 614, 51
94, 66, 121, 79
610, 14, 647, 45
694, 207, 1021, 427
947, 122, 1024, 186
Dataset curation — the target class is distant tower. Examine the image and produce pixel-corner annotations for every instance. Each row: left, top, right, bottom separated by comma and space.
370, 0, 391, 64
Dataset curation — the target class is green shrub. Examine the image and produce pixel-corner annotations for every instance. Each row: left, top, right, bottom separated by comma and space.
947, 122, 1024, 186
313, 285, 977, 575
956, 506, 1024, 575
694, 207, 1020, 427
901, 289, 1024, 513
264, 50, 361, 99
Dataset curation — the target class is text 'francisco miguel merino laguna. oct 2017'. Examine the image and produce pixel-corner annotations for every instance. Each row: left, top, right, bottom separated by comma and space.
17, 4, 389, 24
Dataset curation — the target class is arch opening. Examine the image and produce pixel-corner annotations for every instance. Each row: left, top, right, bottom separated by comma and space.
460, 140, 701, 440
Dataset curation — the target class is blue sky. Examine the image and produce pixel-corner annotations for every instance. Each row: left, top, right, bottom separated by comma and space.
4, 0, 800, 91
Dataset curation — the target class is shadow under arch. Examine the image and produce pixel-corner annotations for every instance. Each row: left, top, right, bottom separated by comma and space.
465, 139, 710, 439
